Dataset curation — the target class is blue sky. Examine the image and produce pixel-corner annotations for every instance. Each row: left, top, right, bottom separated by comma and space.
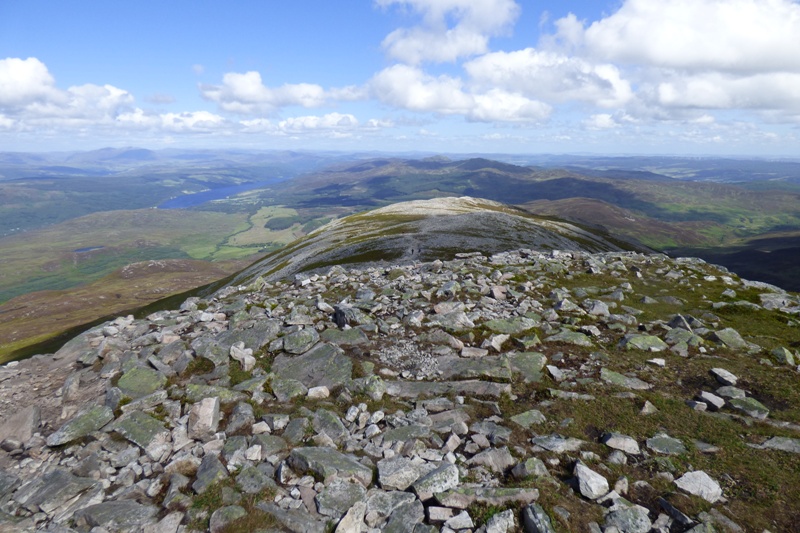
1, 0, 799, 155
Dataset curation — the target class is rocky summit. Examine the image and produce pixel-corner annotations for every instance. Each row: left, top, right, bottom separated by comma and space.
1, 222, 800, 531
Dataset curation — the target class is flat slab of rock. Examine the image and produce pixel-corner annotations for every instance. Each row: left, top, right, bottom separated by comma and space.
729, 397, 769, 419
116, 366, 167, 398
111, 411, 171, 461
646, 434, 687, 455
545, 330, 594, 347
435, 487, 539, 510
602, 433, 641, 454
600, 368, 652, 390
710, 368, 738, 386
435, 355, 512, 381
483, 316, 539, 335
710, 328, 747, 350
620, 334, 668, 352
289, 447, 373, 487
316, 478, 367, 517
532, 435, 586, 453
426, 311, 475, 331
385, 380, 511, 399
697, 391, 726, 411
73, 500, 158, 530
381, 424, 431, 444
46, 405, 114, 447
510, 409, 546, 428
283, 328, 320, 354
378, 456, 436, 490
13, 468, 100, 515
674, 471, 723, 503
506, 352, 547, 383
272, 343, 353, 389
184, 384, 246, 405
320, 328, 369, 346
467, 447, 515, 473
412, 463, 459, 500
760, 436, 800, 453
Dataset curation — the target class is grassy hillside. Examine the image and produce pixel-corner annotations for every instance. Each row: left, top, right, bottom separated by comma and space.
0, 258, 248, 363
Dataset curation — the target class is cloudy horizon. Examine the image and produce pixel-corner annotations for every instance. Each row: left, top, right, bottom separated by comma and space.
1, 0, 799, 155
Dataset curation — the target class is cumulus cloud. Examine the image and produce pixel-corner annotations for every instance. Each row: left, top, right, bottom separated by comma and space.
376, 0, 520, 64
200, 71, 367, 115
278, 113, 359, 133
465, 49, 633, 108
542, 0, 800, 122
584, 114, 619, 130
652, 72, 800, 112
0, 57, 134, 127
370, 64, 473, 114
200, 71, 329, 114
0, 57, 60, 107
117, 108, 227, 133
573, 0, 800, 73
240, 113, 394, 137
471, 89, 551, 122
370, 64, 549, 123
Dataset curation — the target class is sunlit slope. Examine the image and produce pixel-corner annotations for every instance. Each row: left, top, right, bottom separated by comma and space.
229, 196, 649, 286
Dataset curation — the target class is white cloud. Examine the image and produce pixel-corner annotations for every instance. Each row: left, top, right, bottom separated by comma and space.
0, 115, 15, 129
192, 64, 205, 75
240, 113, 394, 137
117, 108, 227, 133
0, 57, 134, 128
376, 0, 520, 64
471, 89, 550, 123
370, 64, 549, 123
370, 64, 473, 114
200, 72, 367, 115
540, 0, 800, 123
652, 72, 800, 112
584, 114, 619, 130
200, 71, 329, 114
465, 48, 633, 108
0, 57, 61, 107
278, 113, 359, 133
573, 0, 800, 73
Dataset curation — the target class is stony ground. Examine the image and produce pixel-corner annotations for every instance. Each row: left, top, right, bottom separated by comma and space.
1, 248, 799, 532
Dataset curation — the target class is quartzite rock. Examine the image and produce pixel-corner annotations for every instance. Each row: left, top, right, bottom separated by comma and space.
674, 471, 723, 503
574, 462, 609, 500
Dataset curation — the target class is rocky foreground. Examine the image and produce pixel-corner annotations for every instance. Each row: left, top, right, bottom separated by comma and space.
1, 248, 799, 532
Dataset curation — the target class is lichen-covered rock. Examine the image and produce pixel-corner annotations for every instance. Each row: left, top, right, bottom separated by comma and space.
289, 447, 373, 487
46, 405, 114, 447
729, 397, 769, 419
111, 411, 171, 461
